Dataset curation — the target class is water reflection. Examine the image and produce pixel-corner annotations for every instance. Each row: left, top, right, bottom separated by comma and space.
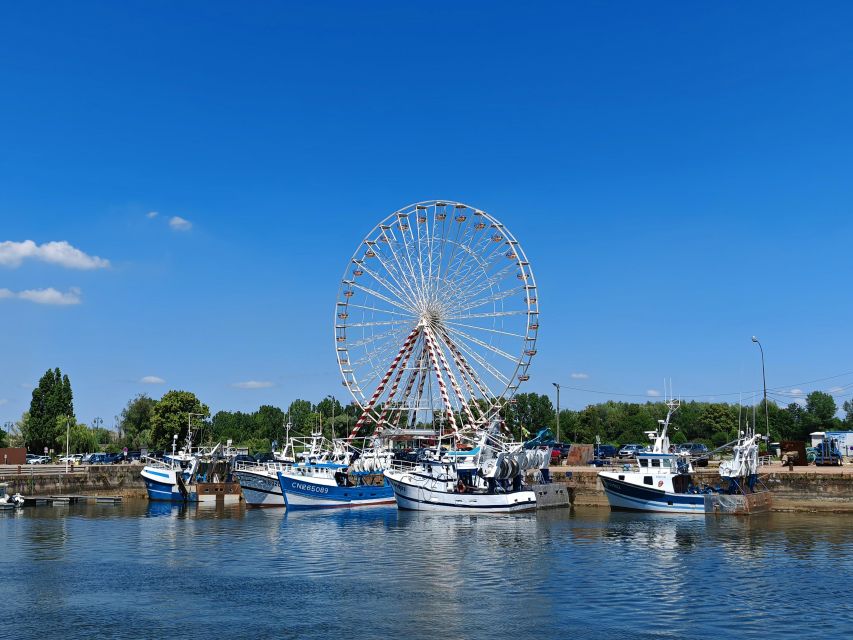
2, 503, 853, 639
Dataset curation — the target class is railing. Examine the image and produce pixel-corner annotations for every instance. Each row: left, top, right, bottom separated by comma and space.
0, 464, 88, 476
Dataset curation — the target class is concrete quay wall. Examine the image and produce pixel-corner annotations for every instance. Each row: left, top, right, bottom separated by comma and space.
550, 465, 853, 513
0, 464, 147, 498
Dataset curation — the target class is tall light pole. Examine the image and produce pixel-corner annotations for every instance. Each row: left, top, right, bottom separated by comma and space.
751, 336, 770, 438
552, 382, 561, 443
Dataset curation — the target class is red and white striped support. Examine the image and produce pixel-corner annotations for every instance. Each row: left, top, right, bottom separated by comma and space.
348, 326, 421, 442
388, 347, 425, 430
422, 325, 460, 433
372, 333, 419, 437
427, 327, 476, 426
439, 329, 493, 421
437, 331, 486, 422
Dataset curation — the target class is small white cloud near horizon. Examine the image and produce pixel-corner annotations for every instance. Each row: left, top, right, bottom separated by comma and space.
232, 380, 275, 389
0, 287, 82, 305
0, 240, 109, 269
829, 386, 844, 394
169, 216, 192, 231
140, 375, 166, 384
146, 211, 159, 219
790, 388, 804, 396
570, 372, 589, 379
647, 389, 661, 397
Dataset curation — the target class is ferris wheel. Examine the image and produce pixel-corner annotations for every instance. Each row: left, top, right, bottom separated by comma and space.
335, 200, 539, 440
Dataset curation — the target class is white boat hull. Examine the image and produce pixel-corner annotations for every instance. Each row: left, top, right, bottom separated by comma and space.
384, 470, 536, 513
233, 468, 285, 507
599, 473, 706, 514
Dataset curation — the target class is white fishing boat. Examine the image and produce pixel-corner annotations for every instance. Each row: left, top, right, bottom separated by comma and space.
232, 460, 289, 507
383, 426, 547, 513
275, 435, 394, 510
598, 397, 706, 514
141, 416, 236, 503
0, 483, 24, 510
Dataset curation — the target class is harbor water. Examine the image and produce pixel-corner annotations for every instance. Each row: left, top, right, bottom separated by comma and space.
2, 502, 852, 639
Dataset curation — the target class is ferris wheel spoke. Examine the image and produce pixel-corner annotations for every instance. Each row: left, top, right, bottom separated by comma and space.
440, 328, 510, 387
380, 225, 423, 302
447, 309, 529, 321
345, 318, 416, 328
443, 324, 521, 363
354, 257, 419, 311
444, 320, 527, 341
369, 238, 422, 309
448, 248, 514, 305
435, 329, 497, 407
349, 281, 416, 315
447, 287, 519, 317
344, 302, 414, 318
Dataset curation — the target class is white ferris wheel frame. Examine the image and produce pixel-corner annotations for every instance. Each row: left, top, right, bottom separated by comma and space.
334, 199, 539, 440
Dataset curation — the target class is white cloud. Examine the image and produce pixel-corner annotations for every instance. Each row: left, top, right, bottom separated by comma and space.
647, 389, 661, 397
140, 375, 165, 384
0, 398, 8, 406
0, 287, 82, 305
146, 211, 159, 219
0, 240, 109, 269
169, 216, 192, 231
232, 380, 275, 389
790, 388, 804, 396
570, 372, 589, 379
829, 386, 844, 394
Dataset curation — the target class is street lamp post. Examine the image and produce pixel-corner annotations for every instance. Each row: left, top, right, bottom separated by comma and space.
751, 336, 770, 438
552, 382, 561, 443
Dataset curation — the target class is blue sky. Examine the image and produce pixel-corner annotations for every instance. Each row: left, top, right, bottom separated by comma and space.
2, 1, 852, 428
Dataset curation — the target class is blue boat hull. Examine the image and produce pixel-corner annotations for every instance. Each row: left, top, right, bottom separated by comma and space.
600, 476, 706, 513
143, 476, 197, 503
277, 472, 395, 510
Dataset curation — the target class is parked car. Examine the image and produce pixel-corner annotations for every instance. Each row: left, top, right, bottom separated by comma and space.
27, 455, 51, 464
677, 442, 709, 467
618, 444, 646, 459
88, 453, 111, 465
26, 454, 39, 464
594, 444, 618, 459
549, 443, 571, 464
127, 451, 142, 462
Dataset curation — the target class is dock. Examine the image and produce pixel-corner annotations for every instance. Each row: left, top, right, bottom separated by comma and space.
19, 495, 123, 507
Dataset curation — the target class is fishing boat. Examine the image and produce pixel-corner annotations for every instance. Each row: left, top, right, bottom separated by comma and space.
140, 445, 200, 502
233, 460, 288, 507
275, 435, 394, 510
383, 425, 546, 513
599, 394, 772, 514
0, 483, 24, 510
598, 398, 706, 514
141, 416, 237, 503
234, 424, 352, 507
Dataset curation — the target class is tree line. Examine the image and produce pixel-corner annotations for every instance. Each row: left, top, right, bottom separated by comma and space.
4, 368, 853, 454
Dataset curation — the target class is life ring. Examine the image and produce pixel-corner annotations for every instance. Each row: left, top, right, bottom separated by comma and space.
658, 480, 664, 488
457, 480, 466, 493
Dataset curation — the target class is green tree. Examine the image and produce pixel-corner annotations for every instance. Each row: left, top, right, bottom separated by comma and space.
118, 394, 156, 449
0, 426, 7, 448
803, 391, 840, 436
695, 404, 736, 443
27, 368, 74, 453
843, 399, 853, 427
150, 391, 210, 450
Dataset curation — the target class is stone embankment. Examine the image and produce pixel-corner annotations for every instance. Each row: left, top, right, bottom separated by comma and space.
549, 464, 853, 513
0, 464, 147, 498
4, 463, 853, 512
